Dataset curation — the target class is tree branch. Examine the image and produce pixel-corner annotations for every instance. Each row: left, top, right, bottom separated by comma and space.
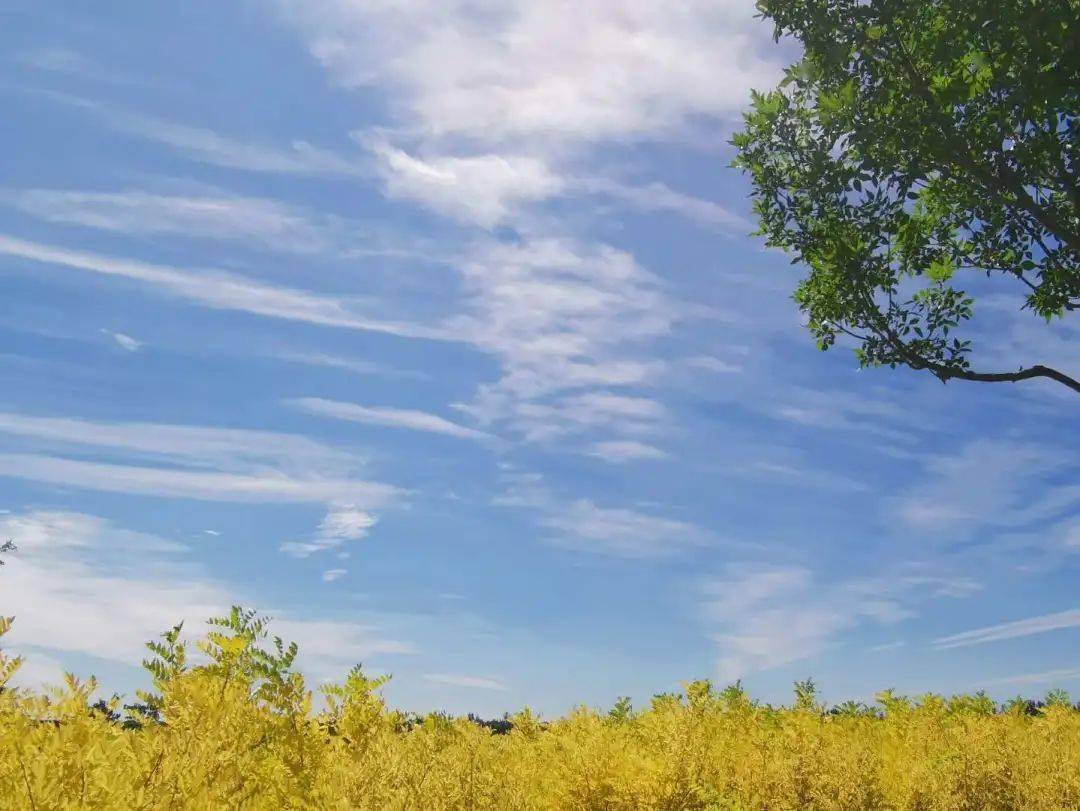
937, 364, 1080, 394
854, 289, 1080, 395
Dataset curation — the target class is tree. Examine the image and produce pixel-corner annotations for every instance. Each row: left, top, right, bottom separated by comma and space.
0, 541, 14, 566
733, 0, 1080, 394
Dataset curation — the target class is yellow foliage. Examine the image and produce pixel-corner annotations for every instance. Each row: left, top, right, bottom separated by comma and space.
0, 611, 1077, 809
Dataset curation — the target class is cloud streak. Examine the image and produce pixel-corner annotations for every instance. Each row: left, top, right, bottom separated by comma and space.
423, 673, 508, 691
0, 453, 400, 506
542, 499, 709, 558
703, 565, 980, 680
934, 609, 1080, 650
292, 397, 496, 442
0, 234, 442, 340
0, 411, 363, 476
7, 189, 343, 254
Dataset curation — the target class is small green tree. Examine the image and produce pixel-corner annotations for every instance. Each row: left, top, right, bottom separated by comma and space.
733, 0, 1080, 394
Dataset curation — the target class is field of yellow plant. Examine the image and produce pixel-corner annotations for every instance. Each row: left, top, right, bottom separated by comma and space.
1, 609, 1078, 810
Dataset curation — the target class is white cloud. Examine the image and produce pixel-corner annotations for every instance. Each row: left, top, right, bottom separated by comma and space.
318, 505, 378, 540
868, 641, 906, 653
703, 566, 864, 680
279, 1, 778, 143
493, 467, 710, 558
702, 565, 977, 680
102, 106, 368, 177
0, 454, 399, 506
322, 568, 348, 582
1, 230, 683, 450
277, 352, 412, 378
292, 397, 496, 442
451, 237, 676, 441
0, 411, 402, 560
365, 141, 747, 230
684, 355, 744, 374
102, 329, 142, 352
504, 392, 667, 443
368, 142, 563, 227
423, 673, 508, 691
978, 666, 1080, 689
17, 46, 97, 75
281, 505, 377, 557
746, 460, 870, 493
7, 189, 341, 254
0, 235, 441, 340
586, 439, 669, 463
768, 385, 925, 444
934, 609, 1080, 650
576, 177, 752, 232
275, 2, 775, 248
893, 440, 1079, 540
897, 576, 982, 600
0, 411, 364, 477
542, 498, 707, 558
15, 47, 141, 86
0, 510, 183, 555
0, 510, 411, 686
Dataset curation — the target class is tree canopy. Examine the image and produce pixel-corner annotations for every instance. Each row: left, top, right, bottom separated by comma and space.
733, 0, 1080, 394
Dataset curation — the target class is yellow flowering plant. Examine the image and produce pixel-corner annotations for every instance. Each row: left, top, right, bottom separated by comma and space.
1, 609, 1077, 809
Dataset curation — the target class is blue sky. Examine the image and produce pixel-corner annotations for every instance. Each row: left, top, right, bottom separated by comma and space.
0, 1, 1077, 717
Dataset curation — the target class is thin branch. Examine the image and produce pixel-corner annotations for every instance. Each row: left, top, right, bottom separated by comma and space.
854, 288, 1080, 395
938, 364, 1080, 393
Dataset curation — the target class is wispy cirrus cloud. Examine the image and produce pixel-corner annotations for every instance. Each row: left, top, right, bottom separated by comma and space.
0, 235, 442, 340
0, 411, 363, 475
977, 666, 1080, 689
495, 468, 708, 558
292, 397, 496, 443
450, 237, 677, 443
14, 46, 147, 86
423, 672, 508, 691
281, 505, 378, 558
934, 608, 1080, 650
104, 105, 369, 177
6, 189, 342, 254
276, 352, 426, 379
0, 413, 401, 556
16, 46, 99, 75
0, 232, 685, 450
101, 329, 142, 352
542, 498, 709, 558
586, 439, 669, 463
892, 440, 1080, 540
0, 453, 399, 506
574, 177, 752, 232
703, 565, 979, 680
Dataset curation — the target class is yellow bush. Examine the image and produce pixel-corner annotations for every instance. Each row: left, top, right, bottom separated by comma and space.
1, 609, 1077, 809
